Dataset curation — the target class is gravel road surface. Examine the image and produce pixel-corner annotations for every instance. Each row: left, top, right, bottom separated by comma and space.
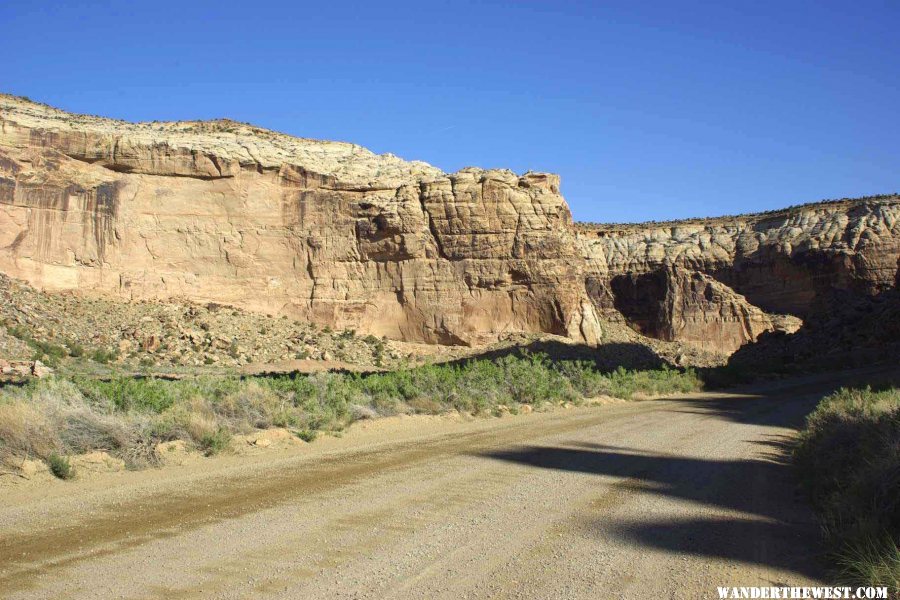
3, 370, 884, 599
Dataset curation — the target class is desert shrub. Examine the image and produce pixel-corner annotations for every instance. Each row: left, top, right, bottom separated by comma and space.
499, 353, 577, 406
90, 348, 118, 364
185, 375, 242, 403
0, 378, 133, 460
156, 396, 214, 439
66, 340, 85, 358
554, 361, 608, 397
30, 339, 68, 365
356, 371, 416, 414
605, 365, 701, 399
700, 363, 757, 387
28, 377, 85, 407
835, 538, 900, 596
406, 396, 445, 414
150, 395, 228, 454
213, 380, 294, 430
198, 427, 231, 456
449, 360, 507, 412
3, 324, 68, 366
297, 372, 359, 429
57, 407, 130, 454
265, 372, 362, 431
77, 377, 179, 413
795, 386, 900, 593
347, 353, 602, 415
47, 453, 74, 479
3, 325, 26, 343
349, 403, 379, 420
294, 429, 318, 442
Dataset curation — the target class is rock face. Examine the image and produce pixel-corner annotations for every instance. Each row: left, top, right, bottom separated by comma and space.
0, 95, 602, 346
579, 199, 900, 353
587, 267, 801, 353
1, 94, 897, 356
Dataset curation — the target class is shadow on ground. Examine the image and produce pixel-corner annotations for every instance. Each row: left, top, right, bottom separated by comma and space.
673, 367, 900, 426
725, 288, 900, 375
443, 340, 669, 371
479, 385, 831, 582
664, 385, 825, 427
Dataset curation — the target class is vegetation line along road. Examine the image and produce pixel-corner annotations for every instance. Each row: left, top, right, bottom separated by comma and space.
794, 384, 900, 594
0, 352, 700, 472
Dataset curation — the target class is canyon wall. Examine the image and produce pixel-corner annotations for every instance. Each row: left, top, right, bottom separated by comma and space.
579, 199, 900, 352
1, 94, 897, 354
0, 95, 602, 346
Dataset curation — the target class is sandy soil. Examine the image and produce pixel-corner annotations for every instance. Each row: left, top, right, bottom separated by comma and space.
1, 368, 894, 599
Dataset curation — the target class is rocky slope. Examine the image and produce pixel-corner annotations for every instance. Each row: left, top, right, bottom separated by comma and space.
1, 94, 897, 359
0, 272, 416, 370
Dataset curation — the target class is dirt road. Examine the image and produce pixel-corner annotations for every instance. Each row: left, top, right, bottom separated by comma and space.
1, 370, 884, 599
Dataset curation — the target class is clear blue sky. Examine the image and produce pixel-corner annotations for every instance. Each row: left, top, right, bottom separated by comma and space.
2, 1, 897, 222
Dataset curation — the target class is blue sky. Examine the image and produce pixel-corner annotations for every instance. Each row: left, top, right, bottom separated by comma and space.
1, 1, 897, 222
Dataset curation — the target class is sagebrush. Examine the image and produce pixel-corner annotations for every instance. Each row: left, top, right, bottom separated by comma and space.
0, 354, 701, 472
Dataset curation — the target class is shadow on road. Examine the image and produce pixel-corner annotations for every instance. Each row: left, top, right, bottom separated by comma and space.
479, 388, 831, 581
664, 388, 823, 427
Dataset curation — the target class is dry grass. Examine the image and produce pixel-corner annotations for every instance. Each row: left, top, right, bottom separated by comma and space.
0, 400, 58, 461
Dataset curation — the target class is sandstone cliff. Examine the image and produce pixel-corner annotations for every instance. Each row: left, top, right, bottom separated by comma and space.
1, 94, 897, 357
0, 95, 602, 346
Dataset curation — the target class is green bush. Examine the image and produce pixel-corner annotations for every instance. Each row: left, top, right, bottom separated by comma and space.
77, 377, 180, 413
554, 360, 608, 397
198, 428, 231, 456
3, 323, 69, 366
5, 323, 30, 340
47, 453, 74, 479
30, 340, 68, 365
91, 348, 118, 364
835, 538, 900, 595
294, 429, 318, 442
606, 365, 701, 399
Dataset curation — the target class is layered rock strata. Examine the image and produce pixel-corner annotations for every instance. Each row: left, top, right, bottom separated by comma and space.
578, 198, 899, 352
0, 95, 602, 346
